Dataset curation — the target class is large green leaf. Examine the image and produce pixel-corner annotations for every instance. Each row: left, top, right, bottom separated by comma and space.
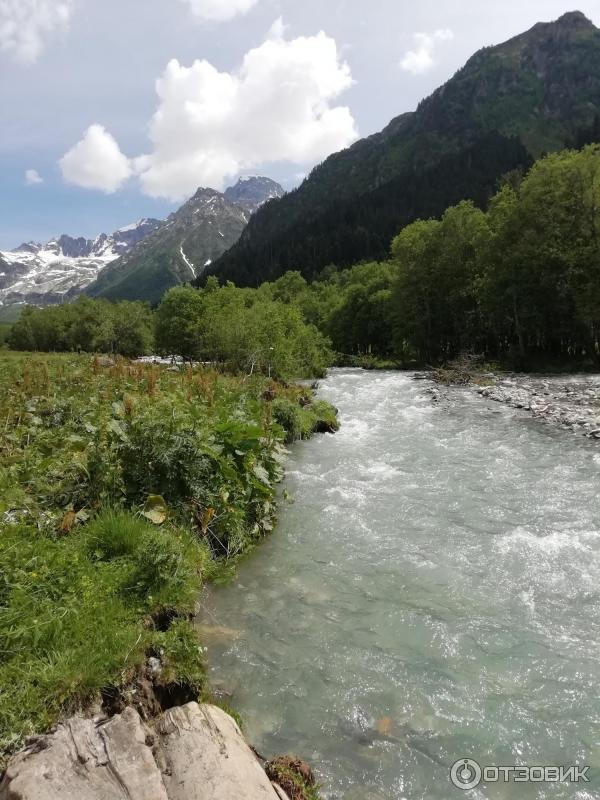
142, 495, 168, 525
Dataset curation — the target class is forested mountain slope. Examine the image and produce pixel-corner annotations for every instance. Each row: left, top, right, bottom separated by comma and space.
204, 11, 600, 285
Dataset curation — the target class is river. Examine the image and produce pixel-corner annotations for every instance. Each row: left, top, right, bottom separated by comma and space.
199, 369, 600, 799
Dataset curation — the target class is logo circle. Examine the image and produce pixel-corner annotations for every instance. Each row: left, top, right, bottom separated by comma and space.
450, 759, 482, 790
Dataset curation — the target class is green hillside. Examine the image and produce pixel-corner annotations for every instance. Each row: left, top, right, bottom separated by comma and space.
204, 11, 600, 285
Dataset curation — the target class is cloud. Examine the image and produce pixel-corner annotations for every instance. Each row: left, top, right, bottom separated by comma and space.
25, 168, 43, 185
179, 0, 258, 23
400, 29, 454, 75
0, 0, 72, 63
60, 23, 356, 200
59, 124, 133, 193
134, 22, 357, 199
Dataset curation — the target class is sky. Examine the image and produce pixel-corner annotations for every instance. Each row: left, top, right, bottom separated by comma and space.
1, 0, 599, 249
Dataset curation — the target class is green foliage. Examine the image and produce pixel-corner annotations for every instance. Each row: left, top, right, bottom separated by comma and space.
0, 323, 12, 346
155, 283, 332, 380
0, 517, 201, 762
205, 132, 533, 284
8, 297, 154, 357
272, 399, 305, 442
391, 201, 490, 362
204, 15, 600, 286
0, 352, 338, 764
85, 509, 150, 560
130, 526, 199, 603
266, 756, 322, 800
272, 397, 340, 444
280, 144, 600, 369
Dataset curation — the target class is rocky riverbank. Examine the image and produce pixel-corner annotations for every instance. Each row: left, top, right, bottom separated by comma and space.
426, 372, 600, 438
0, 703, 320, 800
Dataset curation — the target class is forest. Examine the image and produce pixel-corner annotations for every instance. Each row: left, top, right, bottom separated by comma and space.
7, 144, 600, 372
258, 143, 600, 369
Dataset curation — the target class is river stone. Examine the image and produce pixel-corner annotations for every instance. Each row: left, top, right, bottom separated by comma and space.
0, 704, 290, 800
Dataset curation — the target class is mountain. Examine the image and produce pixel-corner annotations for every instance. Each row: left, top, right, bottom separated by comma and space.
224, 176, 284, 213
86, 177, 284, 304
0, 219, 161, 308
203, 11, 600, 286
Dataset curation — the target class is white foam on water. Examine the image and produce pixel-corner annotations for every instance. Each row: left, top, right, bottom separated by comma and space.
338, 417, 371, 440
495, 526, 591, 555
203, 369, 600, 800
519, 588, 536, 616
361, 461, 403, 481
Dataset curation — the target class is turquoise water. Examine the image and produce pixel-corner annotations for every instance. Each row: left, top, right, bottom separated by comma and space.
200, 370, 600, 799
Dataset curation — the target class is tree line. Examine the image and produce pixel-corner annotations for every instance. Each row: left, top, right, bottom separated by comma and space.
255, 144, 600, 368
7, 285, 331, 380
7, 144, 600, 372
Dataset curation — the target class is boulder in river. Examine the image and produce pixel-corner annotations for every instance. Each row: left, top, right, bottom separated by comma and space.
0, 703, 290, 800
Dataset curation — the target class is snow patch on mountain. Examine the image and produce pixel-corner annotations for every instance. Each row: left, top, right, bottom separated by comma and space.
179, 245, 196, 278
0, 219, 161, 307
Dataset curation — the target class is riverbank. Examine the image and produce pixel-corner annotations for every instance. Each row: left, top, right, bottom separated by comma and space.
0, 702, 321, 800
427, 371, 600, 438
0, 352, 337, 790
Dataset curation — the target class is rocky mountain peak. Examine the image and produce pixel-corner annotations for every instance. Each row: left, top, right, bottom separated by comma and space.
0, 219, 162, 309
224, 176, 284, 214
85, 177, 282, 303
56, 235, 93, 258
556, 10, 595, 29
13, 242, 42, 254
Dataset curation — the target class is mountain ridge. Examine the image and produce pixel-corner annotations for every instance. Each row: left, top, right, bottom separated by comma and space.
0, 219, 162, 308
85, 177, 284, 304
202, 11, 600, 286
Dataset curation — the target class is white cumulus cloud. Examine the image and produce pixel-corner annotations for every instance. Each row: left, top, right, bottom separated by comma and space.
0, 0, 72, 63
180, 0, 258, 22
25, 168, 43, 185
400, 29, 454, 75
59, 124, 133, 193
135, 22, 357, 199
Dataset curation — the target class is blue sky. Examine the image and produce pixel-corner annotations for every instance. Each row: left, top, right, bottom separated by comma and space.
1, 0, 599, 249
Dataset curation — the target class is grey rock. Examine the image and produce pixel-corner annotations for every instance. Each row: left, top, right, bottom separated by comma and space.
224, 177, 284, 215
0, 704, 290, 800
465, 374, 600, 440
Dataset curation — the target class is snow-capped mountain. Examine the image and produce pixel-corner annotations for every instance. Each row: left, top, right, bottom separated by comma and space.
1, 176, 284, 309
0, 219, 161, 307
86, 177, 285, 304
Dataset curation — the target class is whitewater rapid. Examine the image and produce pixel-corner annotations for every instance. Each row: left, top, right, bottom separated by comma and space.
201, 370, 600, 799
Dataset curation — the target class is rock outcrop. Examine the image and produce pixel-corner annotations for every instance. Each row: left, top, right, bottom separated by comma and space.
0, 704, 290, 800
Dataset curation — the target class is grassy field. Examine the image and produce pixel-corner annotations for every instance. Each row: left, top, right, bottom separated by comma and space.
0, 352, 337, 767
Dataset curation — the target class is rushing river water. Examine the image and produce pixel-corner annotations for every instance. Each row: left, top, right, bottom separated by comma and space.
200, 369, 600, 799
